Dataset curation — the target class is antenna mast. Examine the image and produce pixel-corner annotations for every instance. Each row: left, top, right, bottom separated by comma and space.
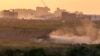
40, 0, 47, 7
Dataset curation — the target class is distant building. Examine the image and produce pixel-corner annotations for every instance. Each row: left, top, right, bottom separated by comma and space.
0, 10, 18, 19
34, 7, 51, 17
91, 15, 100, 21
54, 8, 66, 17
74, 11, 84, 18
61, 11, 93, 20
13, 9, 36, 19
13, 7, 53, 20
62, 12, 77, 20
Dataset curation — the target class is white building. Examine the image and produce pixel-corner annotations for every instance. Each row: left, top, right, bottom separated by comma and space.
91, 15, 100, 21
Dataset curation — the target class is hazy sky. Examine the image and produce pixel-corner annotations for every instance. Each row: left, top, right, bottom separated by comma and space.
0, 0, 100, 14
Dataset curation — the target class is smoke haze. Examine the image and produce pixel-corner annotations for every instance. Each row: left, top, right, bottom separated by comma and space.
49, 19, 100, 44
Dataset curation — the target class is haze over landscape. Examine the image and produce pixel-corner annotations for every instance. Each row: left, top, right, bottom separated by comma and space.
0, 0, 100, 44
0, 0, 100, 14
0, 0, 100, 56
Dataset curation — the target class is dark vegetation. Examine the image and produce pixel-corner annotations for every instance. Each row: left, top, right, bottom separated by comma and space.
0, 44, 100, 56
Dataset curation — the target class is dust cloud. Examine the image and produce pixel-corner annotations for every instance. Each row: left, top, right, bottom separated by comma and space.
49, 19, 100, 44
